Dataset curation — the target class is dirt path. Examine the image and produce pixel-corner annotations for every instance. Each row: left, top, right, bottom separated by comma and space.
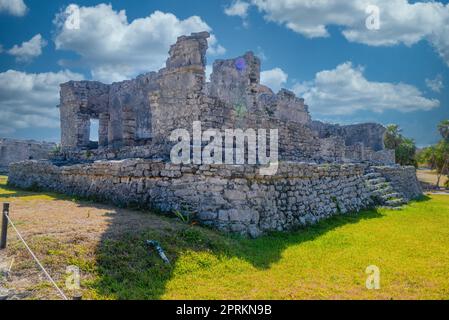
416, 169, 448, 188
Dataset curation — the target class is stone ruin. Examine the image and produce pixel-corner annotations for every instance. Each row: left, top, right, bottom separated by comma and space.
0, 138, 55, 174
8, 32, 422, 237
55, 32, 393, 164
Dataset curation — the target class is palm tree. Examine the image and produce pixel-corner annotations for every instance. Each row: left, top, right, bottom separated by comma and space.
384, 124, 402, 149
435, 141, 449, 188
438, 120, 449, 141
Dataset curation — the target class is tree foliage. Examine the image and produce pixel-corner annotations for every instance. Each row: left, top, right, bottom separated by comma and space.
418, 120, 449, 188
438, 120, 449, 142
395, 138, 417, 167
384, 124, 416, 166
418, 141, 449, 173
384, 124, 403, 150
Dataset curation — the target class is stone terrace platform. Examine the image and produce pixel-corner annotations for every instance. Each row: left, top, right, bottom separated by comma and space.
8, 160, 421, 237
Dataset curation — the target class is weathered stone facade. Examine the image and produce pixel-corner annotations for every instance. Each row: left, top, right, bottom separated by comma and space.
7, 31, 423, 237
57, 32, 393, 165
0, 139, 55, 174
370, 166, 423, 201
8, 160, 422, 237
310, 121, 387, 151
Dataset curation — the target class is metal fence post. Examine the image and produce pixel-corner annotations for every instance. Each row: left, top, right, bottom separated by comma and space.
1, 203, 9, 249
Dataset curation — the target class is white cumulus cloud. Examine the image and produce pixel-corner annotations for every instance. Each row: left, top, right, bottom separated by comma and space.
425, 75, 444, 93
260, 67, 288, 92
225, 0, 250, 18
53, 4, 226, 83
0, 70, 84, 134
0, 0, 27, 16
250, 0, 449, 66
292, 62, 439, 115
7, 34, 47, 62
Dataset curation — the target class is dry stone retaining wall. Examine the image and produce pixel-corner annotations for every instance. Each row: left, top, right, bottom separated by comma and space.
371, 166, 423, 200
8, 159, 422, 237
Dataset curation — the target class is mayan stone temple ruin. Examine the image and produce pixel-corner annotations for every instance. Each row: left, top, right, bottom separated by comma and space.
8, 32, 422, 237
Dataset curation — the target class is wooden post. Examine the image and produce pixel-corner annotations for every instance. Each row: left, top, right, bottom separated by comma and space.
72, 293, 82, 300
1, 203, 9, 249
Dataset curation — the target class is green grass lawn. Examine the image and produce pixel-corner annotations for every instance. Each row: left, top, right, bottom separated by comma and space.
1, 175, 449, 300
0, 175, 70, 201
157, 195, 449, 300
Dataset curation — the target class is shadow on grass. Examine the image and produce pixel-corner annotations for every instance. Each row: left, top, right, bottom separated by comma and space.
414, 195, 431, 202
89, 205, 384, 299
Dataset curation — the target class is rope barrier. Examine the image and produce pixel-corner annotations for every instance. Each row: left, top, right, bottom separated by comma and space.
4, 213, 68, 300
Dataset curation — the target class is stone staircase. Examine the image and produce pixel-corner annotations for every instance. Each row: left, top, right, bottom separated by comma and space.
364, 169, 407, 209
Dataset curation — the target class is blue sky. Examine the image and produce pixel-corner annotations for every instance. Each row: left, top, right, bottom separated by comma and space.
0, 0, 448, 146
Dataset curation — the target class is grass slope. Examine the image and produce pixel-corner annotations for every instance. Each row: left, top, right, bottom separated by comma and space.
1, 175, 448, 300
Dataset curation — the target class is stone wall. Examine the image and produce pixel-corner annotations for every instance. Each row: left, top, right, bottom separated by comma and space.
310, 121, 387, 152
342, 143, 395, 165
59, 32, 209, 152
0, 139, 56, 174
364, 149, 395, 165
9, 159, 376, 237
371, 166, 422, 200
